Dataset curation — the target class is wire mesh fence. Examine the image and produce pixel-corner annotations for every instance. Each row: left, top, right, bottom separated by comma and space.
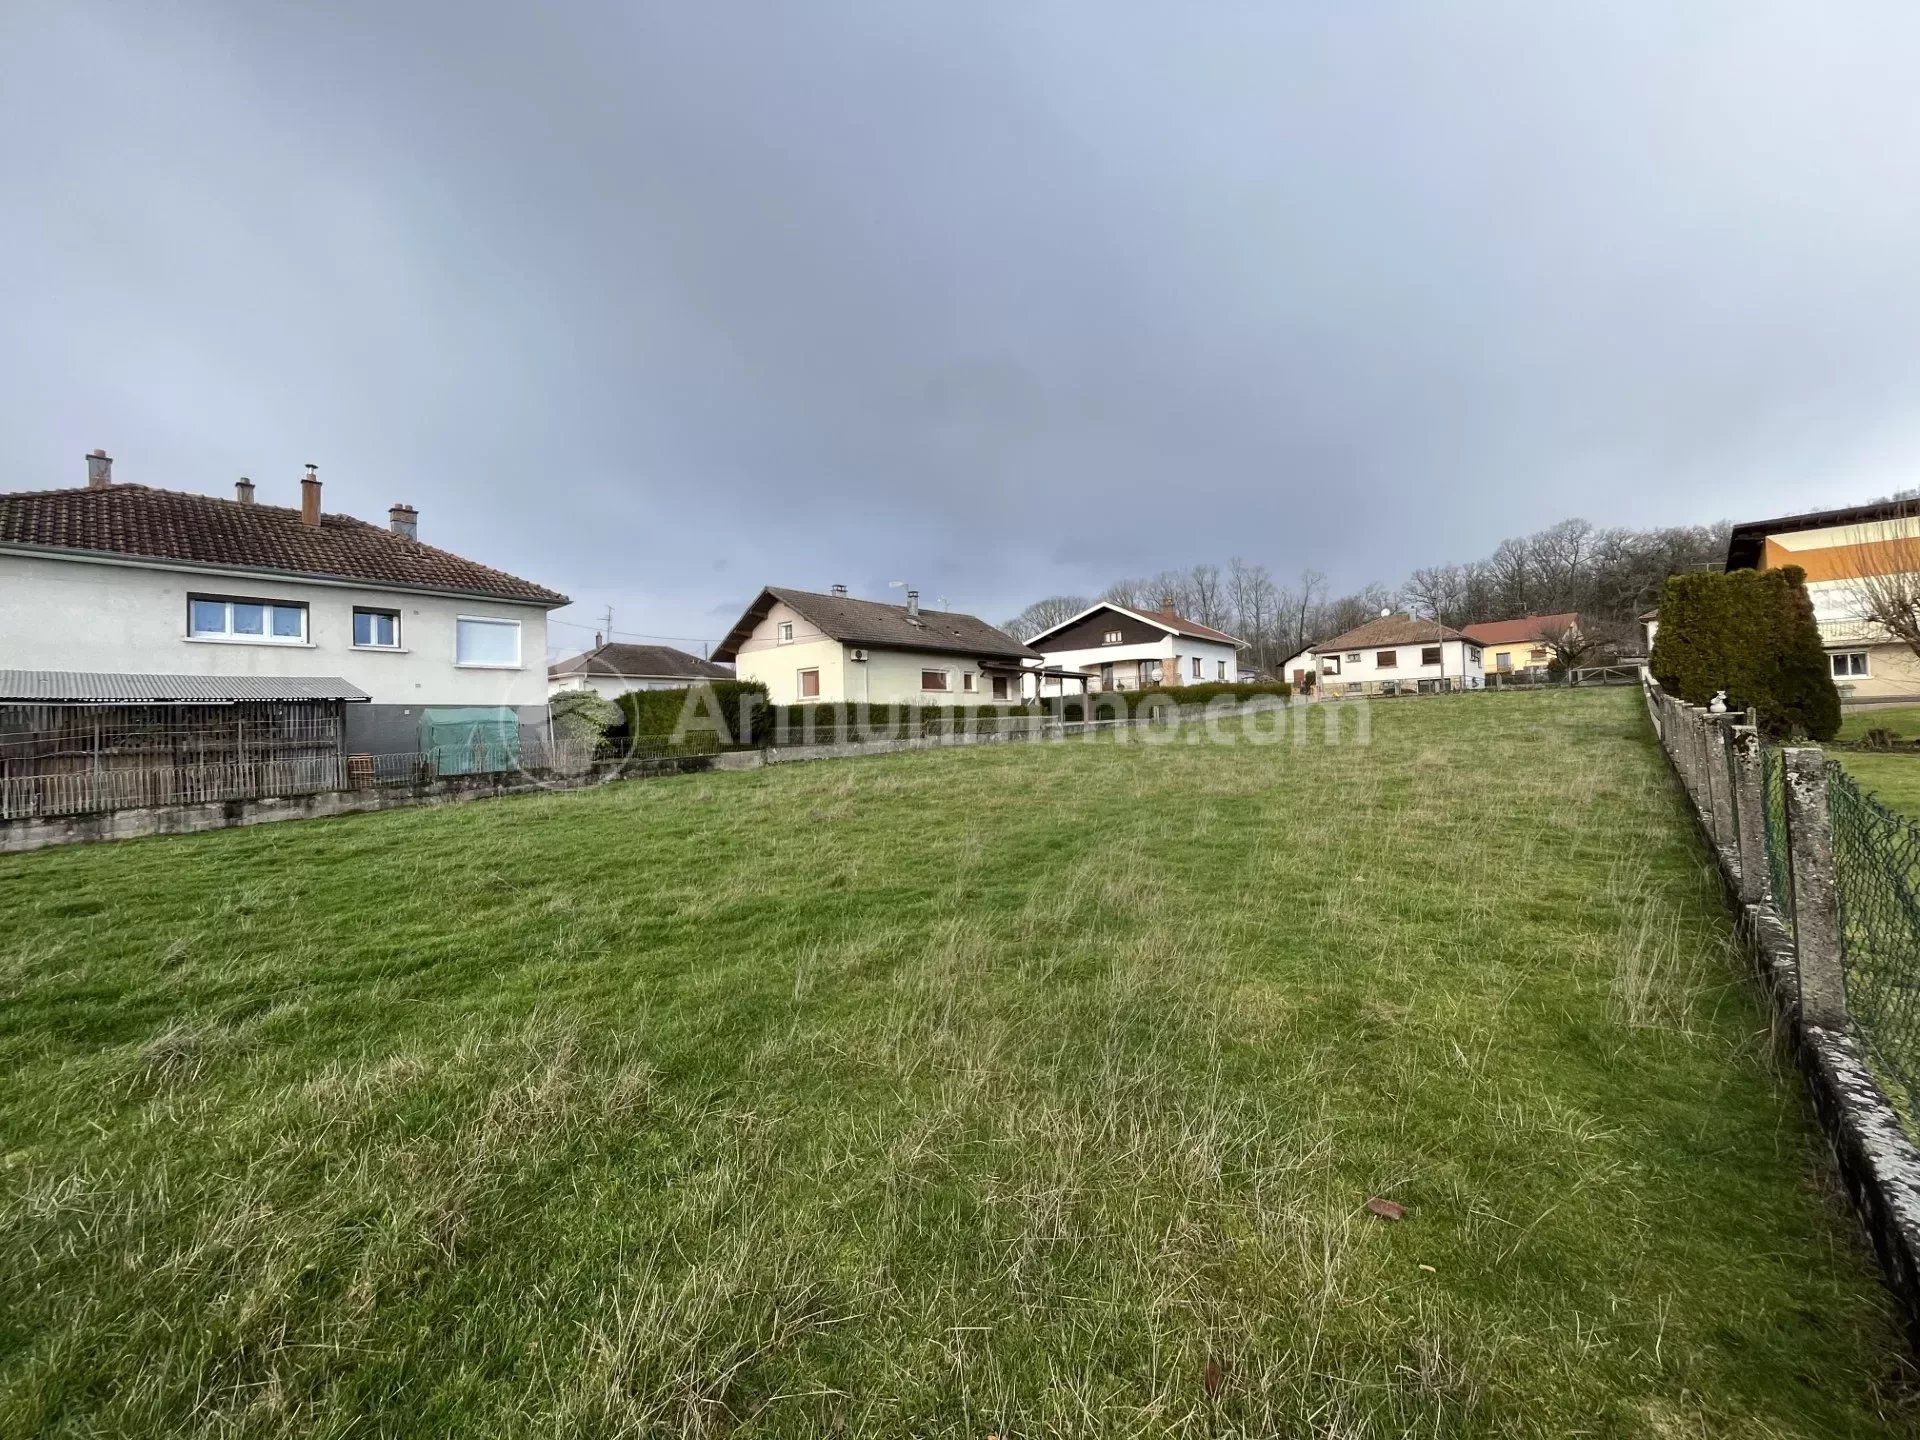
1827, 762, 1920, 1121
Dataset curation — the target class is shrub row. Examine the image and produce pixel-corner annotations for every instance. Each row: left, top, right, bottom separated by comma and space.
606, 678, 1291, 748
1649, 565, 1839, 740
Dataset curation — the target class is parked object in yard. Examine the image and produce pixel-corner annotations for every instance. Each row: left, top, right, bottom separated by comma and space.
0, 451, 569, 760
714, 585, 1042, 705
548, 638, 732, 699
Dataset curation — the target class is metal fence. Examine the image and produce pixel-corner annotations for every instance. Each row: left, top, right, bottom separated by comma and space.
1646, 674, 1920, 1127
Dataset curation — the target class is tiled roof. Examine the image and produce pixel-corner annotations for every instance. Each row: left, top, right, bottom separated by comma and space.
1136, 608, 1245, 646
712, 587, 1040, 663
0, 671, 370, 703
549, 643, 732, 681
1460, 613, 1580, 646
1312, 614, 1467, 652
0, 484, 567, 606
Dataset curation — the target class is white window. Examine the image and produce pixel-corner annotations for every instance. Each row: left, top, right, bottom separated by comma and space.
1103, 629, 1123, 644
963, 672, 976, 692
353, 607, 400, 649
921, 669, 950, 692
1832, 650, 1870, 678
455, 617, 521, 668
188, 594, 307, 644
1344, 652, 1361, 664
777, 621, 794, 644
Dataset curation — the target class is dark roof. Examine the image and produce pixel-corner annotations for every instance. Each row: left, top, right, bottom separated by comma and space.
712, 587, 1040, 663
0, 671, 370, 703
1026, 601, 1246, 649
1312, 614, 1468, 652
0, 484, 568, 606
1460, 612, 1580, 646
548, 643, 732, 681
1725, 498, 1920, 571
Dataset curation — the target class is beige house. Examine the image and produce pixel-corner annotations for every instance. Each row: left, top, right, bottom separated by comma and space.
712, 585, 1040, 705
1725, 501, 1920, 702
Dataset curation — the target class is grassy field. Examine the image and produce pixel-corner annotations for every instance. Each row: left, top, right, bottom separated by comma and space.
1, 690, 1913, 1437
1835, 751, 1920, 821
1840, 704, 1920, 744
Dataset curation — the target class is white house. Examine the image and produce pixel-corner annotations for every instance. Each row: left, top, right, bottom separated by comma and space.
1312, 614, 1484, 696
1023, 601, 1247, 695
0, 452, 568, 755
548, 639, 733, 700
713, 585, 1039, 705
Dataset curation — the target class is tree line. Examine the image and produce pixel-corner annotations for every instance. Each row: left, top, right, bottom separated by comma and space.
1002, 516, 1730, 676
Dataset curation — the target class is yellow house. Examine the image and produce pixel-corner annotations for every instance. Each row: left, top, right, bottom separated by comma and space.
1460, 612, 1580, 678
1725, 502, 1920, 703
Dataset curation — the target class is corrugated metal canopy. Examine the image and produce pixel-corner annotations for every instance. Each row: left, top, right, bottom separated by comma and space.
0, 672, 372, 704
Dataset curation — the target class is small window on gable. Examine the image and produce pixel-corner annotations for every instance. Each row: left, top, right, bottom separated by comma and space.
1421, 646, 1442, 666
777, 621, 794, 644
1103, 629, 1124, 644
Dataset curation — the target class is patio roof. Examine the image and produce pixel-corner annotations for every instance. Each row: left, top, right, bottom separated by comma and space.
0, 672, 372, 704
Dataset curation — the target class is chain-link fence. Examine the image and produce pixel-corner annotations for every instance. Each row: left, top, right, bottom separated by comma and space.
1827, 763, 1920, 1120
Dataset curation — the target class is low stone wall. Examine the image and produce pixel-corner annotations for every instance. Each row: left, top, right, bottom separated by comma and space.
1647, 682, 1920, 1348
0, 759, 708, 854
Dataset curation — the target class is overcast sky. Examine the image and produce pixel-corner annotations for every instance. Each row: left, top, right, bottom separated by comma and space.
5, 3, 1920, 654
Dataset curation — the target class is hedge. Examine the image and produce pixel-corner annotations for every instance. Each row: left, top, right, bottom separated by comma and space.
606, 678, 1293, 748
1648, 565, 1839, 740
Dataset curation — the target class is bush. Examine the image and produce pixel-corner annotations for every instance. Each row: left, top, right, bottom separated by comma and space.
548, 690, 623, 754
1649, 566, 1840, 740
615, 680, 770, 749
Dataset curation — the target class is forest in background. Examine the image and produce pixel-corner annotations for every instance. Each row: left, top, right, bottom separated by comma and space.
1002, 516, 1731, 676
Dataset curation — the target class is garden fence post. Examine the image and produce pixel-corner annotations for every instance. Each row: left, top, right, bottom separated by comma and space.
1783, 747, 1848, 1030
1703, 716, 1732, 853
1730, 724, 1764, 904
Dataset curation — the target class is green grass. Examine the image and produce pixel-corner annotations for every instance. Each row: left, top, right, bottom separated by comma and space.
1, 690, 1912, 1437
1839, 705, 1920, 744
1834, 752, 1920, 822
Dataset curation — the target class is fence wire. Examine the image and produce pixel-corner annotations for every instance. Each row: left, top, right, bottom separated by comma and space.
1827, 761, 1920, 1121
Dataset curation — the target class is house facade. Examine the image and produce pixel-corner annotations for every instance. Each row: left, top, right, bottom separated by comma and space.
548, 640, 732, 700
1024, 602, 1246, 695
713, 585, 1040, 705
1461, 612, 1580, 678
1312, 614, 1483, 696
0, 454, 568, 756
1725, 501, 1920, 702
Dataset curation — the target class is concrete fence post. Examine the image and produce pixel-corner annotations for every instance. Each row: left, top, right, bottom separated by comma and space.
1783, 746, 1848, 1030
1702, 715, 1730, 851
1730, 725, 1764, 904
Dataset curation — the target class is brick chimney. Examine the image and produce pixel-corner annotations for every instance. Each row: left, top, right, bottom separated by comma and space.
389, 503, 417, 540
300, 464, 321, 526
85, 449, 112, 489
235, 477, 255, 505
830, 583, 848, 596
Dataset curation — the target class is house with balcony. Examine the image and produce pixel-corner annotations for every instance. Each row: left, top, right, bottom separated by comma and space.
1724, 499, 1920, 702
1024, 601, 1247, 695
1312, 614, 1484, 696
0, 450, 568, 779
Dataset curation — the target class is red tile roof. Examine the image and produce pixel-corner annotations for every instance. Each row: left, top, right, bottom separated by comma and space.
0, 484, 567, 606
1136, 608, 1244, 646
1312, 614, 1467, 651
1460, 613, 1580, 646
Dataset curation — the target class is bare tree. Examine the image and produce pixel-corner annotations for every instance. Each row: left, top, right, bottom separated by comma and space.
1102, 577, 1152, 609
1401, 564, 1469, 628
1830, 503, 1920, 660
1001, 594, 1092, 642
1185, 563, 1231, 630
1228, 557, 1278, 673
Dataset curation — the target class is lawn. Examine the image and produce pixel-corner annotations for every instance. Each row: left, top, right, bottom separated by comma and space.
1840, 704, 1920, 744
1835, 751, 1920, 822
1, 689, 1912, 1437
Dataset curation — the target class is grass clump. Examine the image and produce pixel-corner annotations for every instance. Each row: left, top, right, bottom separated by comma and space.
0, 689, 1912, 1437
